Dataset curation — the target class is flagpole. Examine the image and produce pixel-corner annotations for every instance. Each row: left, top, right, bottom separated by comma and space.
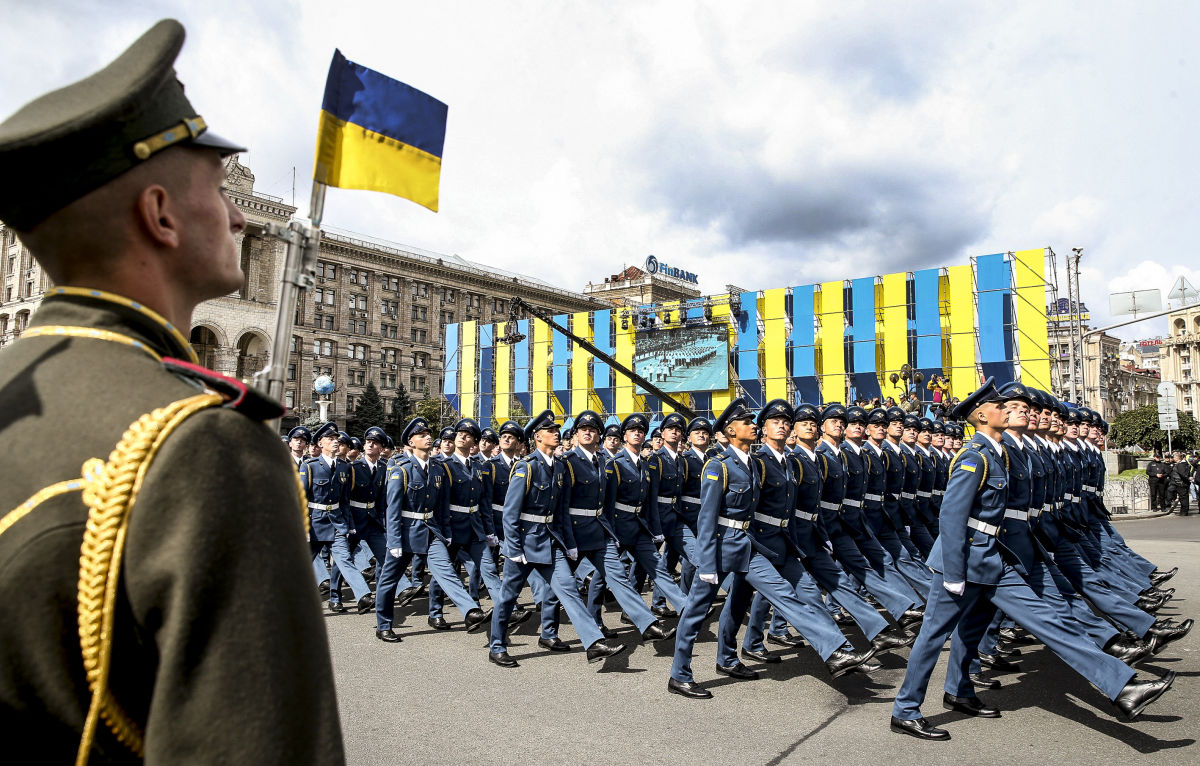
256, 179, 327, 429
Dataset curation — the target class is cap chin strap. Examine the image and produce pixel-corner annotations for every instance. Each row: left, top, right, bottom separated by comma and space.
131, 115, 206, 160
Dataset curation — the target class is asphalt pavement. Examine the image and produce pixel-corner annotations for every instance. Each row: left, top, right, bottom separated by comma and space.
326, 515, 1199, 766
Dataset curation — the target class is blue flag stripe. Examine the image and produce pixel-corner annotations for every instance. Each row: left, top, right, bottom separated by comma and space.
320, 49, 447, 158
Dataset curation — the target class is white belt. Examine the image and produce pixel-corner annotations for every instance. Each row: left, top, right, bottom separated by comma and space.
449, 504, 478, 514
349, 500, 374, 509
656, 495, 677, 505
932, 489, 945, 497
864, 493, 883, 502
753, 512, 789, 528
680, 495, 701, 505
1082, 484, 1096, 492
967, 517, 999, 536
1064, 493, 1077, 502
614, 502, 641, 514
519, 513, 553, 524
1004, 509, 1029, 521
308, 502, 336, 511
917, 491, 932, 498
1030, 506, 1043, 518
568, 507, 602, 517
401, 511, 433, 520
718, 517, 750, 531
901, 492, 916, 500
843, 498, 862, 508
819, 501, 841, 511
794, 510, 817, 522
1055, 501, 1064, 510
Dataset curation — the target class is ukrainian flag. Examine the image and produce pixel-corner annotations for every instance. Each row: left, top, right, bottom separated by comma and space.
313, 50, 448, 211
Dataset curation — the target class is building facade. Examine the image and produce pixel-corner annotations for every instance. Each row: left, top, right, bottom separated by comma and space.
1, 158, 611, 431
1047, 312, 1158, 419
1158, 304, 1200, 417
584, 264, 702, 306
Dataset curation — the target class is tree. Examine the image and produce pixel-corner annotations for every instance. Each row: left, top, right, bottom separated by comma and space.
1108, 404, 1197, 452
385, 383, 414, 441
415, 387, 449, 430
348, 380, 386, 436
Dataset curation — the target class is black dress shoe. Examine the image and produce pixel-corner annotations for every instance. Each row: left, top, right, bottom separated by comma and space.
715, 661, 759, 680
834, 611, 856, 626
970, 673, 1001, 690
766, 632, 805, 647
396, 584, 424, 608
641, 621, 676, 642
998, 626, 1035, 645
1151, 567, 1178, 586
1106, 638, 1152, 665
538, 637, 571, 652
1148, 618, 1193, 654
1135, 597, 1163, 614
825, 646, 878, 679
1152, 617, 1179, 630
855, 659, 883, 673
741, 647, 782, 664
488, 651, 519, 668
600, 624, 619, 640
668, 677, 713, 699
464, 607, 493, 633
652, 605, 678, 618
872, 630, 914, 653
427, 616, 452, 630
375, 629, 402, 643
507, 608, 532, 628
319, 579, 331, 596
890, 716, 950, 741
898, 609, 924, 630
1113, 672, 1176, 720
329, 601, 347, 614
978, 653, 1020, 672
943, 692, 1000, 717
620, 613, 635, 625
357, 593, 376, 614
994, 641, 1022, 658
586, 639, 626, 664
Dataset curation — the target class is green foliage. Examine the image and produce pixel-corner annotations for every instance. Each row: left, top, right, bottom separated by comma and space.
414, 387, 449, 430
348, 380, 386, 436
1108, 405, 1198, 452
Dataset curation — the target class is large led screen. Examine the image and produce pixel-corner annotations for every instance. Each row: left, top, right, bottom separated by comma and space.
633, 325, 729, 394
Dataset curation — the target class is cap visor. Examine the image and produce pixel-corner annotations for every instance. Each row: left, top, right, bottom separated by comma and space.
193, 129, 246, 156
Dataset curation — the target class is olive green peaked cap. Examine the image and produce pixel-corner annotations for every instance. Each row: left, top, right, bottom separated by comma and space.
0, 19, 244, 230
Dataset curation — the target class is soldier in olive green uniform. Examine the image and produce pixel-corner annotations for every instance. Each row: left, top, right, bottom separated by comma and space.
0, 20, 344, 764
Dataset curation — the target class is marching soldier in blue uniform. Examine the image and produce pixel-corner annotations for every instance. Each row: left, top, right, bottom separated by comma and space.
374, 417, 491, 642
878, 407, 935, 589
563, 410, 674, 645
599, 413, 689, 613
301, 422, 374, 615
287, 425, 311, 469
329, 426, 390, 610
890, 378, 1175, 740
898, 416, 937, 557
488, 411, 625, 668
602, 423, 622, 460
741, 400, 911, 666
650, 412, 691, 618
914, 417, 941, 539
674, 416, 714, 596
668, 399, 879, 699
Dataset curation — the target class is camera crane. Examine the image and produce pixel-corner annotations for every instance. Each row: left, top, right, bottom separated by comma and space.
498, 296, 696, 419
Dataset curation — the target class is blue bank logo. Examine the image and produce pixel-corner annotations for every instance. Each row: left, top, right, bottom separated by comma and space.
644, 255, 698, 284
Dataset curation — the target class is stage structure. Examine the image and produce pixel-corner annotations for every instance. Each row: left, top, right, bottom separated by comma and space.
442, 249, 1056, 423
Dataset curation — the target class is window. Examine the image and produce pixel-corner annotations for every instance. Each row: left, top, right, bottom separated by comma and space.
325, 289, 334, 306
384, 348, 398, 364
383, 373, 397, 388
348, 343, 368, 360
353, 370, 365, 386
290, 336, 299, 352
411, 375, 426, 391
412, 351, 428, 368
441, 310, 455, 325
411, 305, 427, 321
468, 294, 481, 308
287, 364, 296, 381
284, 391, 294, 409
381, 299, 399, 316
314, 287, 323, 303
411, 328, 427, 343
494, 298, 506, 313
380, 323, 397, 339
324, 315, 334, 330
442, 288, 455, 303
351, 270, 369, 287
388, 276, 400, 292
314, 340, 333, 357
349, 294, 358, 309
412, 282, 428, 298
4, 287, 11, 302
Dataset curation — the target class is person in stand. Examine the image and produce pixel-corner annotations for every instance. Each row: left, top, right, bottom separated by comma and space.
487, 410, 625, 668
1170, 450, 1192, 516
288, 426, 311, 469
889, 378, 1175, 741
1146, 453, 1167, 512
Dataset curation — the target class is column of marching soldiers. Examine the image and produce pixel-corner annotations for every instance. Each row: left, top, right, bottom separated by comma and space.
284, 380, 1188, 739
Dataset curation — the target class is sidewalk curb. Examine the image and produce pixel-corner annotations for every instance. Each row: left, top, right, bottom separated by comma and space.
1111, 511, 1174, 522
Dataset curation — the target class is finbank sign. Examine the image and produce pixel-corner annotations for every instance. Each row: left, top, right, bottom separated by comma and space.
645, 255, 699, 284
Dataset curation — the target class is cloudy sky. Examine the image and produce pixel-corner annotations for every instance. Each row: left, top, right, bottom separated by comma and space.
4, 1, 1199, 340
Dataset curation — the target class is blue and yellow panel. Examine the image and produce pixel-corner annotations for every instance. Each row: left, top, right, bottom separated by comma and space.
571, 311, 593, 416
709, 294, 737, 414
976, 253, 1014, 383
1012, 248, 1052, 390
849, 276, 880, 399
879, 272, 909, 400
913, 268, 942, 386
789, 285, 819, 404
512, 319, 530, 416
762, 288, 788, 402
460, 320, 476, 418
592, 310, 614, 414
530, 317, 551, 414
493, 322, 510, 424
478, 323, 493, 425
442, 322, 460, 413
615, 308, 638, 417
816, 280, 847, 404
946, 264, 977, 399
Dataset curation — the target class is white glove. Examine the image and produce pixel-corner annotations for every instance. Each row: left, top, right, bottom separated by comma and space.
509, 554, 527, 564
566, 547, 579, 560
904, 526, 911, 535
823, 541, 833, 553
349, 529, 357, 536
699, 573, 719, 585
486, 534, 500, 547
389, 548, 403, 558
943, 580, 966, 596
653, 534, 665, 544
